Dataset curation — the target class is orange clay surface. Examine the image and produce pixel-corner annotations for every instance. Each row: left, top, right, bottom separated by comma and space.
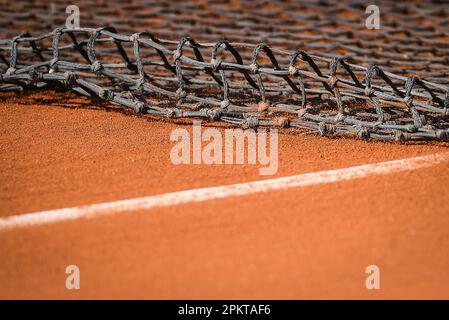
0, 91, 448, 299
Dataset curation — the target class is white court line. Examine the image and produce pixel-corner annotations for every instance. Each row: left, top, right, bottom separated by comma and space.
0, 152, 448, 231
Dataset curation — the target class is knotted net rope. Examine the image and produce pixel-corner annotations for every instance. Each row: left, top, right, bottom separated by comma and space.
0, 26, 448, 141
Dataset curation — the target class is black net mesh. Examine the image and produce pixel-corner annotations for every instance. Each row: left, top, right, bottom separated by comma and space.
1, 0, 448, 141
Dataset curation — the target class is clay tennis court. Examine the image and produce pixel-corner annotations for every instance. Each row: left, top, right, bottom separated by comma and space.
1, 0, 449, 299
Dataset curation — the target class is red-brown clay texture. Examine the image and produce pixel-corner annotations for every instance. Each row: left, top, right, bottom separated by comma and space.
0, 91, 448, 298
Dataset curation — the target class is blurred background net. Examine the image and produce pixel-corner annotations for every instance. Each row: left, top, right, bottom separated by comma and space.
0, 0, 448, 141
